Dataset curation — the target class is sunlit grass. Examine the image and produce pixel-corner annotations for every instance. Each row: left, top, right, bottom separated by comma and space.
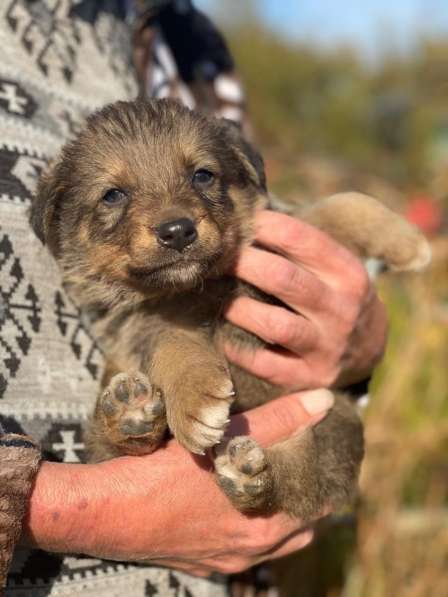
351, 251, 448, 597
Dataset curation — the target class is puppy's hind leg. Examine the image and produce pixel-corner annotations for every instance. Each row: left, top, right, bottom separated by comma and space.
301, 192, 431, 272
215, 394, 364, 521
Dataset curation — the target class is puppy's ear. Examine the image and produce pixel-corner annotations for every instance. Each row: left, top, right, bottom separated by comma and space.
220, 119, 267, 191
30, 160, 62, 254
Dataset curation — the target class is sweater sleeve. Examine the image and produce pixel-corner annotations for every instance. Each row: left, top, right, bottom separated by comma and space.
0, 424, 41, 591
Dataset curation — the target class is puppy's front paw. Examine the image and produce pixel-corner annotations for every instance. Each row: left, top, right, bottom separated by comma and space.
168, 366, 235, 455
214, 437, 275, 513
98, 372, 167, 455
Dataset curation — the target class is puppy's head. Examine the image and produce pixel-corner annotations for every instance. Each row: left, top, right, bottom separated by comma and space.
31, 99, 267, 307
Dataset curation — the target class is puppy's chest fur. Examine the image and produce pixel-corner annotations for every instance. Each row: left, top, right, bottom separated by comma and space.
94, 274, 280, 412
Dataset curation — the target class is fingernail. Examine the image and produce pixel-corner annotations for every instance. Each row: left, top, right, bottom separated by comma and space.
299, 389, 334, 415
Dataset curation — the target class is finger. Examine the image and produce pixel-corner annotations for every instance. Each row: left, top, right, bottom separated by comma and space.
232, 246, 330, 316
168, 530, 315, 575
253, 210, 361, 283
224, 296, 318, 353
256, 527, 315, 563
228, 389, 334, 448
337, 287, 388, 384
224, 342, 315, 388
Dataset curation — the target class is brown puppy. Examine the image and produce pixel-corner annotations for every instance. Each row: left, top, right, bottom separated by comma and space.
30, 99, 430, 521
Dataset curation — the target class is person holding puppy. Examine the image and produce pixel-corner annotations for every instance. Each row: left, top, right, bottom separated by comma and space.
0, 1, 386, 594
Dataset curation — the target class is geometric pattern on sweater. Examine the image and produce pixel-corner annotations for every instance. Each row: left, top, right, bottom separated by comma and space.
7, 549, 227, 596
1, 2, 228, 595
0, 231, 42, 399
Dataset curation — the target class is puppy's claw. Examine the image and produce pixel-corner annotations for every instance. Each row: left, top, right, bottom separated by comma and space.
171, 376, 234, 454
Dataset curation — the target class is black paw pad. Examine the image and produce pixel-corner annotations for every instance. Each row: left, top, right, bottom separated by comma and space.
133, 381, 148, 397
120, 419, 154, 436
218, 476, 238, 496
101, 394, 118, 416
115, 381, 130, 403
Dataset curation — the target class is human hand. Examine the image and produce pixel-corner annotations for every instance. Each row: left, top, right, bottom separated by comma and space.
24, 388, 333, 576
225, 210, 387, 389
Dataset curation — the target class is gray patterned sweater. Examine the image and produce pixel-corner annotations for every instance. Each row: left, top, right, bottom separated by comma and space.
0, 1, 244, 594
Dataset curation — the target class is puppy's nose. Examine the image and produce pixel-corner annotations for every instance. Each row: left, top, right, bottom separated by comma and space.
155, 218, 198, 252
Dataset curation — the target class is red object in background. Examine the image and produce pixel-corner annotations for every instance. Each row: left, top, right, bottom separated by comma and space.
405, 195, 443, 236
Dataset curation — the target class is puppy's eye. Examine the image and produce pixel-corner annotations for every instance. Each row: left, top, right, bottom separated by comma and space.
102, 189, 127, 206
192, 169, 215, 188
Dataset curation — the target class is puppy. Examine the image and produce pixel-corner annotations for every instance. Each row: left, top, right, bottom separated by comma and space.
30, 99, 430, 520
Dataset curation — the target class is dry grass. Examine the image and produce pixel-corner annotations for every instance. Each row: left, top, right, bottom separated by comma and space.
350, 238, 448, 597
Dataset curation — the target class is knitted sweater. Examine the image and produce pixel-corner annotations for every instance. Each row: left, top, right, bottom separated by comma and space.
0, 1, 244, 594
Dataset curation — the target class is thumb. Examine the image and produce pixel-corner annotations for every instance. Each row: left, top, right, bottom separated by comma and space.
228, 389, 334, 448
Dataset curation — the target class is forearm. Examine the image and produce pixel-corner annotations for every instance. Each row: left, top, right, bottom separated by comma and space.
23, 454, 211, 562
22, 460, 102, 555
23, 459, 152, 559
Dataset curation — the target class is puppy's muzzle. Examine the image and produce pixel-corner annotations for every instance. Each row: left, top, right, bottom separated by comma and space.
155, 218, 198, 252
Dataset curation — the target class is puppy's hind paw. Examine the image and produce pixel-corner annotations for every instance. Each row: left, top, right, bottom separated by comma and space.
98, 372, 167, 455
214, 436, 275, 513
391, 235, 432, 272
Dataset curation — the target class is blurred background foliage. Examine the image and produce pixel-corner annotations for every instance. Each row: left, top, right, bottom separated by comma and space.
209, 3, 448, 596
228, 24, 448, 204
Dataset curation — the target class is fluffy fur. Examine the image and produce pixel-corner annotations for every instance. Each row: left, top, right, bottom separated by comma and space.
30, 99, 430, 520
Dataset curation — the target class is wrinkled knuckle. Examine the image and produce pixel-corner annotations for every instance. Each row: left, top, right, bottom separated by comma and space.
310, 286, 329, 312
271, 261, 299, 293
330, 290, 362, 331
280, 222, 300, 252
268, 311, 295, 346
